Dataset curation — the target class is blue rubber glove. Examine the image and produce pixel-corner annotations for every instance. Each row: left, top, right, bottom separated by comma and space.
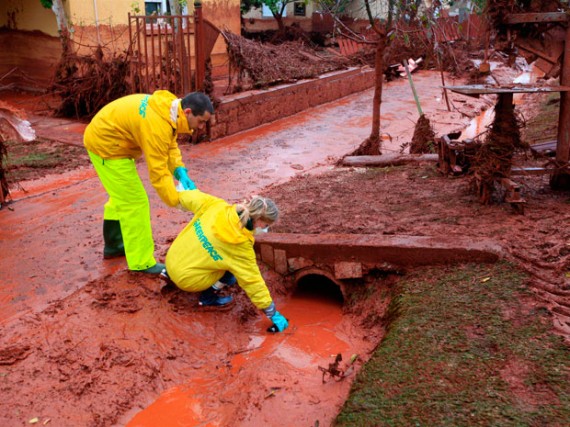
267, 311, 289, 333
173, 167, 196, 190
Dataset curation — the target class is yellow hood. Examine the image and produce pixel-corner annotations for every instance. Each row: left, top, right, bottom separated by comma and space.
212, 205, 254, 245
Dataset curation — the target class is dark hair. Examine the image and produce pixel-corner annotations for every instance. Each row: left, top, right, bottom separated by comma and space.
181, 92, 214, 116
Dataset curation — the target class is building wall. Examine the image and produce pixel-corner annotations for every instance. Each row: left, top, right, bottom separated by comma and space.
70, 0, 239, 62
1, 0, 238, 88
201, 0, 241, 67
0, 0, 59, 36
244, 1, 318, 20
0, 29, 61, 90
344, 0, 388, 21
65, 0, 242, 60
67, 0, 133, 28
0, 0, 240, 33
243, 16, 312, 32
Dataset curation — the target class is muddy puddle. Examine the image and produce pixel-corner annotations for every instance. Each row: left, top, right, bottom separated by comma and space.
0, 266, 389, 427
124, 275, 384, 427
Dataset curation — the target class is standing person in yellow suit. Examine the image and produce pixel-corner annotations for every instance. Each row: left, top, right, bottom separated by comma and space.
84, 91, 214, 274
162, 190, 289, 333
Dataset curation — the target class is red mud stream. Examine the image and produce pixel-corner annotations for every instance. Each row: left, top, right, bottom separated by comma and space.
126, 284, 372, 427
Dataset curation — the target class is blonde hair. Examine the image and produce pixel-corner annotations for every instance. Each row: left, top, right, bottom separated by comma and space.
236, 195, 279, 228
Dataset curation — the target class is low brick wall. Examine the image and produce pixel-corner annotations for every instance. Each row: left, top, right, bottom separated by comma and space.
210, 67, 374, 140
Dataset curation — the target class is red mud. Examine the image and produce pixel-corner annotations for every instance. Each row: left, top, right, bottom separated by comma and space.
1, 72, 489, 325
1, 70, 568, 426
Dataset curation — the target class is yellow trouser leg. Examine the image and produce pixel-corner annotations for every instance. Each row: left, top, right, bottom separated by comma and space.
88, 151, 156, 270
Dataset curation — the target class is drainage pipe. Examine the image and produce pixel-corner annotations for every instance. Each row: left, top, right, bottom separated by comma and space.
294, 267, 346, 299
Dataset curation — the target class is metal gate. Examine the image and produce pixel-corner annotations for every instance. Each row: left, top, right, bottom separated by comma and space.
128, 4, 220, 95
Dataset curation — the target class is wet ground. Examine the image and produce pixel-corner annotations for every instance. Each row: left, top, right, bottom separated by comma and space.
0, 70, 549, 426
1, 71, 490, 325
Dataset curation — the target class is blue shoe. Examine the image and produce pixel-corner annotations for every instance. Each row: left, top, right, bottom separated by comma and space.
136, 262, 165, 274
199, 286, 234, 307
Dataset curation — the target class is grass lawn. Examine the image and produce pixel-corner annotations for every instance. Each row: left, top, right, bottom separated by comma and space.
335, 261, 569, 426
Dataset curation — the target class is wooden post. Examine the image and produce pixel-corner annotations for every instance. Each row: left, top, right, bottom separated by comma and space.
502, 11, 570, 188
194, 1, 206, 91
552, 21, 570, 188
128, 13, 134, 91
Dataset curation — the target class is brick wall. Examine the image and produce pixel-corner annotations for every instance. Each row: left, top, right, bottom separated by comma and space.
211, 67, 375, 139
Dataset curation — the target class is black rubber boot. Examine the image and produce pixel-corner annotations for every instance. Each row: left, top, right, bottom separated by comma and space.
138, 262, 165, 274
103, 219, 125, 259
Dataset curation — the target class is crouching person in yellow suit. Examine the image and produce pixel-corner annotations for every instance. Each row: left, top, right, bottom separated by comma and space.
84, 90, 214, 274
162, 189, 289, 333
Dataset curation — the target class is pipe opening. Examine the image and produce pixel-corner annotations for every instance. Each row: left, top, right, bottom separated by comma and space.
294, 274, 344, 304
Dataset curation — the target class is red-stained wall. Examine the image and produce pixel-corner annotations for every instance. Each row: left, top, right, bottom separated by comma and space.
211, 67, 375, 139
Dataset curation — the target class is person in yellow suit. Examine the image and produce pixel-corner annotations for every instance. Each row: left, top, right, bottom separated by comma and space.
84, 91, 214, 274
162, 190, 289, 333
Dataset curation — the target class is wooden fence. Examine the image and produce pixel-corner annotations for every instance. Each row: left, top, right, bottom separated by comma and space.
128, 4, 220, 95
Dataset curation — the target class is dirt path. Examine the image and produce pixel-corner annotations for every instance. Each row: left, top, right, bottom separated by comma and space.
0, 71, 503, 426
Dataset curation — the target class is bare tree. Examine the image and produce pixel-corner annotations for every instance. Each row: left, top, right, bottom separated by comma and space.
262, 0, 308, 32
319, 0, 393, 155
363, 0, 390, 154
40, 0, 70, 48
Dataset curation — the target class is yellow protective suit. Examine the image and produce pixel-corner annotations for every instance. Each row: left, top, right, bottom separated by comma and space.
84, 90, 192, 270
165, 190, 274, 311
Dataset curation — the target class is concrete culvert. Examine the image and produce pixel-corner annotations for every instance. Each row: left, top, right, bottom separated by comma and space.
294, 273, 345, 305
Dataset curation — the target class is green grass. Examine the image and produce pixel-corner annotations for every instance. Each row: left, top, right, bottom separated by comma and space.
2, 138, 89, 182
5, 139, 63, 168
335, 262, 569, 427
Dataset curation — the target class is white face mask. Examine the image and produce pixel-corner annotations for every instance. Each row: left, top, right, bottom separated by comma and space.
254, 226, 269, 235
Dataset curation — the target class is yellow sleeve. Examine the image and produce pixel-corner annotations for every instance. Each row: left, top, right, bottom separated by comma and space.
167, 135, 187, 173
230, 247, 273, 311
142, 135, 180, 207
178, 190, 224, 215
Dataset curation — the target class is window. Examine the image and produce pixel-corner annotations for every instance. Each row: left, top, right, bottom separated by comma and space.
294, 2, 306, 17
145, 2, 161, 15
144, 0, 170, 15
262, 2, 286, 18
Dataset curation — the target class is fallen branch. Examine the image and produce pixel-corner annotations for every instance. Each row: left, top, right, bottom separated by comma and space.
342, 153, 438, 167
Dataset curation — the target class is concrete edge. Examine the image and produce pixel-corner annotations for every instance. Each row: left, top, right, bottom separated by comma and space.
255, 233, 504, 268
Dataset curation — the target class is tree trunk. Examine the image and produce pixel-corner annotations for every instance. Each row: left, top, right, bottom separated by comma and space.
51, 0, 68, 35
370, 36, 386, 144
51, 0, 70, 50
168, 0, 182, 15
274, 14, 285, 32
348, 40, 385, 158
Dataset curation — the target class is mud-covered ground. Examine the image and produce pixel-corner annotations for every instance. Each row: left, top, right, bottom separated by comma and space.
266, 160, 570, 335
0, 263, 389, 426
1, 67, 569, 426
2, 148, 568, 427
